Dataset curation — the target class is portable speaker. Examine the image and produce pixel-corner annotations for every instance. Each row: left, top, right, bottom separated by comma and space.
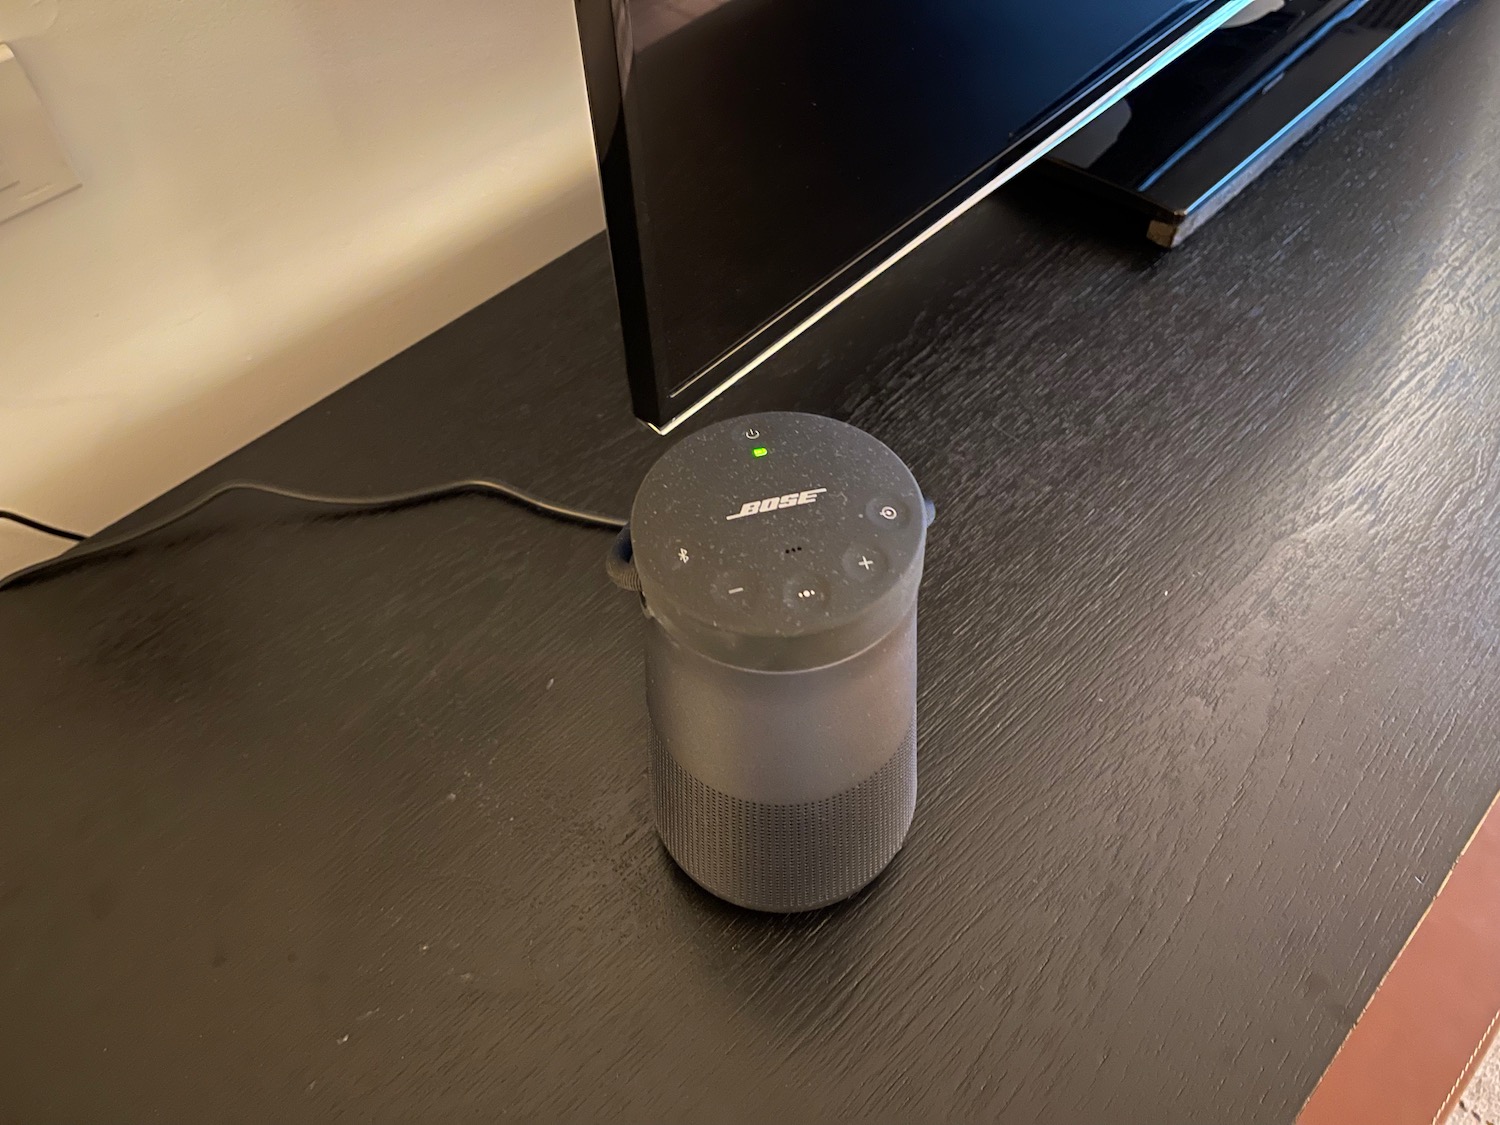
608, 413, 931, 912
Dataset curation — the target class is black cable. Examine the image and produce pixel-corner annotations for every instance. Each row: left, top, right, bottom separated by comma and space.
1, 510, 86, 542
0, 478, 627, 592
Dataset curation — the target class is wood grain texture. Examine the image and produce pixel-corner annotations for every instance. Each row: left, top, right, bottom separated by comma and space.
2, 3, 1499, 1122
1299, 788, 1500, 1125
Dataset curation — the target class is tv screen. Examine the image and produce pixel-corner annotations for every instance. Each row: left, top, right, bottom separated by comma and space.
574, 0, 1256, 428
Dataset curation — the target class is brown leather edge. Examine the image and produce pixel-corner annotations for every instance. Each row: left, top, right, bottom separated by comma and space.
1443, 1009, 1500, 1123
1298, 789, 1500, 1125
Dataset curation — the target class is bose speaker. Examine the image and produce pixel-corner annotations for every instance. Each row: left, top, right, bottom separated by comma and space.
609, 413, 932, 912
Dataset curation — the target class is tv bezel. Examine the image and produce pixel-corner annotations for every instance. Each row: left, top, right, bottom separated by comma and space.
574, 0, 1262, 431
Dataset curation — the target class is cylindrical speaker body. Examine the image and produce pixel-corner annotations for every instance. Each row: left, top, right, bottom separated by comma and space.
646, 609, 918, 912
627, 413, 928, 912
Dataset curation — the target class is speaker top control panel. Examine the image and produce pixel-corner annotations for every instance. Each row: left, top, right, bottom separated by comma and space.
632, 413, 928, 671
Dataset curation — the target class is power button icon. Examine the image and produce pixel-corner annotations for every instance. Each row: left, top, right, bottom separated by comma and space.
744, 428, 761, 441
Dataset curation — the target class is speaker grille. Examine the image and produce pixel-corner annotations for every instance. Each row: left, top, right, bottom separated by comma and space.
651, 721, 917, 912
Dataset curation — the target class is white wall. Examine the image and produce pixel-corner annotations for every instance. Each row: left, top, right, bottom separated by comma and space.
0, 0, 604, 575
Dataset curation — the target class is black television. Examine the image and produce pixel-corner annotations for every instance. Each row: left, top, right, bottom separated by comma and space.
573, 0, 1259, 430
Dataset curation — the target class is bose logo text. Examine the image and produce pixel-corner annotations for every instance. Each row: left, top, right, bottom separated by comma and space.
725, 488, 828, 521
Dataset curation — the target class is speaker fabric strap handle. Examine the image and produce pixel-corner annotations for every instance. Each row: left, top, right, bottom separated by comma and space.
606, 525, 642, 593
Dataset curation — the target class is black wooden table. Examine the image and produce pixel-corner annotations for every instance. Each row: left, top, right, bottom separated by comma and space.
4, 5, 1499, 1121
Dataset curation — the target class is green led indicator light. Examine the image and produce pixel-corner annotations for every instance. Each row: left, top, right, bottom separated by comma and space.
752, 447, 769, 459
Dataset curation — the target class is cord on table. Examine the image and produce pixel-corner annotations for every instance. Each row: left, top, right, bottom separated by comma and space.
1, 511, 86, 542
0, 479, 627, 592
